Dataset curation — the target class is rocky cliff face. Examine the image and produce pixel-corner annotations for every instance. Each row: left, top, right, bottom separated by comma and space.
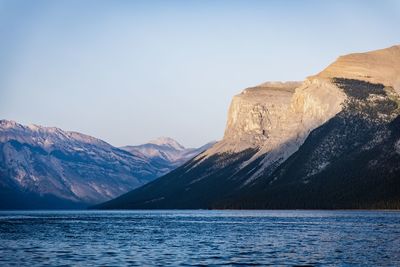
95, 45, 400, 210
203, 74, 346, 181
203, 46, 400, 181
214, 82, 300, 151
229, 78, 400, 209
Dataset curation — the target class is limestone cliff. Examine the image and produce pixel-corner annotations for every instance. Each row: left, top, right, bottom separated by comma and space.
203, 75, 346, 178
206, 82, 300, 154
94, 44, 400, 210
201, 45, 399, 181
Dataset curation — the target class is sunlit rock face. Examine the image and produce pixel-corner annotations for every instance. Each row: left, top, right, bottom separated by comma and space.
249, 78, 346, 180
221, 77, 348, 156
95, 44, 400, 210
220, 82, 300, 152
291, 78, 346, 135
201, 45, 400, 182
203, 77, 346, 181
314, 45, 400, 93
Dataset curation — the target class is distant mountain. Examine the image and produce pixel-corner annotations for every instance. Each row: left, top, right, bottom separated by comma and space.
95, 45, 400, 210
121, 137, 216, 170
0, 121, 212, 209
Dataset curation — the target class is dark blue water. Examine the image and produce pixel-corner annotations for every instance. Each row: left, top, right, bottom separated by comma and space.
0, 210, 399, 266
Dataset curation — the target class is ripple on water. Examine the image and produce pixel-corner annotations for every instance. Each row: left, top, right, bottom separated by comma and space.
0, 210, 400, 266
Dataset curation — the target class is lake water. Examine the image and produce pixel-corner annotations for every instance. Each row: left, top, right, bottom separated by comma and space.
0, 210, 399, 266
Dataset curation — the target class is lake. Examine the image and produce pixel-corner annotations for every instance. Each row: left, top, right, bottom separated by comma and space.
0, 210, 399, 266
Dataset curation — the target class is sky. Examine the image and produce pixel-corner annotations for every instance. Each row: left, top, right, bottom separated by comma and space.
0, 0, 399, 148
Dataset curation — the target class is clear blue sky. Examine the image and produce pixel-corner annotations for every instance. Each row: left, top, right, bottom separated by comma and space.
1, 0, 399, 147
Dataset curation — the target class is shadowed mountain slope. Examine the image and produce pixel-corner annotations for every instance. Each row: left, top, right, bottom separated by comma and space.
0, 121, 211, 209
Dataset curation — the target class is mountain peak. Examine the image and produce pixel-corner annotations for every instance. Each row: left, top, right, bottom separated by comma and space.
0, 119, 20, 128
148, 137, 185, 150
0, 120, 112, 149
314, 45, 400, 92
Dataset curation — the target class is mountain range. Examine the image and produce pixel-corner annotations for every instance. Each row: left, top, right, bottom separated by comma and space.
0, 121, 212, 209
95, 45, 400, 210
121, 137, 215, 170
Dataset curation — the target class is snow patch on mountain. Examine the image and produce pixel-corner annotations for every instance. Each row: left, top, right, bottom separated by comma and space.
148, 137, 185, 150
121, 138, 215, 168
0, 120, 186, 207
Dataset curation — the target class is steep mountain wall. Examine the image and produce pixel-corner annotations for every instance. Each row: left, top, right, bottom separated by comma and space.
202, 78, 346, 181
200, 45, 400, 182
206, 82, 300, 154
94, 44, 400, 210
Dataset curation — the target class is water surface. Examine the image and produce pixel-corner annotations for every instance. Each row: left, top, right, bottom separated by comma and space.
0, 210, 399, 266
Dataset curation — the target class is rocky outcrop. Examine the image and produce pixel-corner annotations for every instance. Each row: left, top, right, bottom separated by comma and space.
206, 82, 300, 154
202, 46, 400, 182
203, 77, 346, 181
314, 45, 400, 93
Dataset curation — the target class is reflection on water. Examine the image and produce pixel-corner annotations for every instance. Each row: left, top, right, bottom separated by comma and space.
0, 210, 399, 266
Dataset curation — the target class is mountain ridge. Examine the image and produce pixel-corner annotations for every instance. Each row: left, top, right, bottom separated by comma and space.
94, 44, 400, 210
0, 120, 211, 209
121, 138, 215, 169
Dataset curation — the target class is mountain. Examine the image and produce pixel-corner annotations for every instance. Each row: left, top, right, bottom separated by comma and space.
0, 121, 210, 209
121, 137, 216, 171
95, 45, 400, 210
